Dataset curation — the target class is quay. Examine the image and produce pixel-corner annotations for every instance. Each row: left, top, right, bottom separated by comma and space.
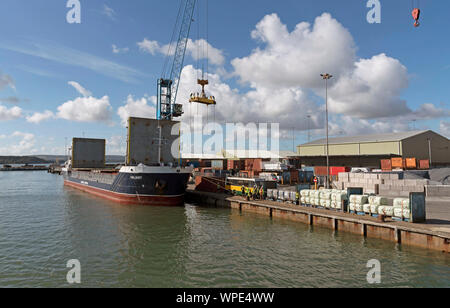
0, 166, 49, 172
186, 187, 450, 253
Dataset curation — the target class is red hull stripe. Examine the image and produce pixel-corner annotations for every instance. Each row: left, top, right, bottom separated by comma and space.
64, 180, 185, 206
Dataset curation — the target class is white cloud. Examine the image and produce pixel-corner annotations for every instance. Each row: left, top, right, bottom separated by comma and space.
232, 13, 356, 89
329, 53, 410, 118
0, 131, 36, 155
117, 95, 156, 126
102, 4, 116, 20
0, 71, 15, 90
412, 103, 450, 120
177, 65, 321, 130
26, 83, 113, 124
68, 81, 92, 97
57, 96, 112, 123
440, 121, 450, 138
137, 39, 161, 55
26, 110, 55, 124
137, 38, 225, 66
1, 40, 145, 83
0, 104, 22, 121
112, 44, 129, 54
106, 135, 126, 155
229, 13, 417, 123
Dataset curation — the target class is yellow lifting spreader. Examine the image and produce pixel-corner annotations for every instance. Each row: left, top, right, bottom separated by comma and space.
189, 79, 216, 105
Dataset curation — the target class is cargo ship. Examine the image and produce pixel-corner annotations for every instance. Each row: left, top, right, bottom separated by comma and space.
62, 117, 193, 206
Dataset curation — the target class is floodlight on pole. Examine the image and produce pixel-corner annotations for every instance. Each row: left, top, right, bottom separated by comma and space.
321, 73, 333, 189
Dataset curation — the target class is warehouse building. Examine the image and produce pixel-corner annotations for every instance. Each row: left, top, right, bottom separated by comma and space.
297, 130, 450, 168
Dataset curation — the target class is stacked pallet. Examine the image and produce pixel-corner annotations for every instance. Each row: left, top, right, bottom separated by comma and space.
334, 172, 428, 197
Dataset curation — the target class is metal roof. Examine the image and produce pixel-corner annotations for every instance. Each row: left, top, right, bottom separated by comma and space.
181, 150, 298, 160
299, 130, 430, 147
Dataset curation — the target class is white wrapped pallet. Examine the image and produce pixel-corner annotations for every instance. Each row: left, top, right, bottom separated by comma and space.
368, 196, 388, 206
349, 203, 356, 211
349, 195, 368, 205
355, 203, 364, 212
301, 190, 310, 197
370, 204, 380, 214
313, 191, 320, 199
378, 206, 394, 217
305, 197, 310, 204
403, 208, 411, 219
320, 192, 332, 200
363, 204, 371, 213
393, 198, 410, 209
314, 198, 320, 206
284, 191, 291, 201
334, 201, 343, 210
324, 200, 331, 208
332, 192, 348, 202
278, 190, 284, 200
393, 207, 403, 218
395, 207, 411, 219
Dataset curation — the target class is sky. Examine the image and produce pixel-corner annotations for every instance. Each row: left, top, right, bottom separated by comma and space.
0, 0, 449, 155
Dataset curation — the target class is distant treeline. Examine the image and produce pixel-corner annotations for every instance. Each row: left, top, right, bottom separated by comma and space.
0, 155, 126, 165
0, 156, 50, 164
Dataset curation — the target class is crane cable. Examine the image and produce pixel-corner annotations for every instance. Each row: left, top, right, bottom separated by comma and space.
161, 0, 184, 79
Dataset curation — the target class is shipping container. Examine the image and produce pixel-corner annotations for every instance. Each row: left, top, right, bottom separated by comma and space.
419, 160, 430, 170
227, 160, 236, 170
391, 158, 405, 169
290, 170, 299, 184
245, 159, 262, 172
302, 166, 315, 172
211, 160, 224, 170
187, 161, 200, 168
329, 167, 351, 176
405, 158, 417, 169
380, 159, 392, 171
314, 166, 328, 176
304, 171, 314, 183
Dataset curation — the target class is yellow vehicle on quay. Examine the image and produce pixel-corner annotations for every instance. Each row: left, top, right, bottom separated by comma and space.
225, 177, 277, 196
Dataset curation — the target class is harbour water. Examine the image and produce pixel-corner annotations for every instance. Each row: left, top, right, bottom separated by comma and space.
0, 171, 448, 288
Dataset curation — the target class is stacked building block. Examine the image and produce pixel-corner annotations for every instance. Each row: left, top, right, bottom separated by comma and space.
333, 172, 428, 197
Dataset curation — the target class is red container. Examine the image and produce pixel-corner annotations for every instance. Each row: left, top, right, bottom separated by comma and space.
245, 159, 262, 172
290, 170, 299, 184
419, 160, 430, 170
227, 160, 235, 170
381, 159, 392, 171
329, 167, 350, 176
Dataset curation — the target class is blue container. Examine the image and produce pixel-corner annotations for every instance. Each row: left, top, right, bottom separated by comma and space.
302, 167, 315, 172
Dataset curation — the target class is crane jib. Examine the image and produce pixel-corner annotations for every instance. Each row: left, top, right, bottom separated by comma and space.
157, 0, 197, 120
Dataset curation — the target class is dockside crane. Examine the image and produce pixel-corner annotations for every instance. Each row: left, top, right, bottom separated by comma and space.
157, 0, 197, 121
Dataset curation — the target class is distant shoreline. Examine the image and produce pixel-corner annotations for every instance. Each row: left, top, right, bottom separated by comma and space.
0, 155, 125, 165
